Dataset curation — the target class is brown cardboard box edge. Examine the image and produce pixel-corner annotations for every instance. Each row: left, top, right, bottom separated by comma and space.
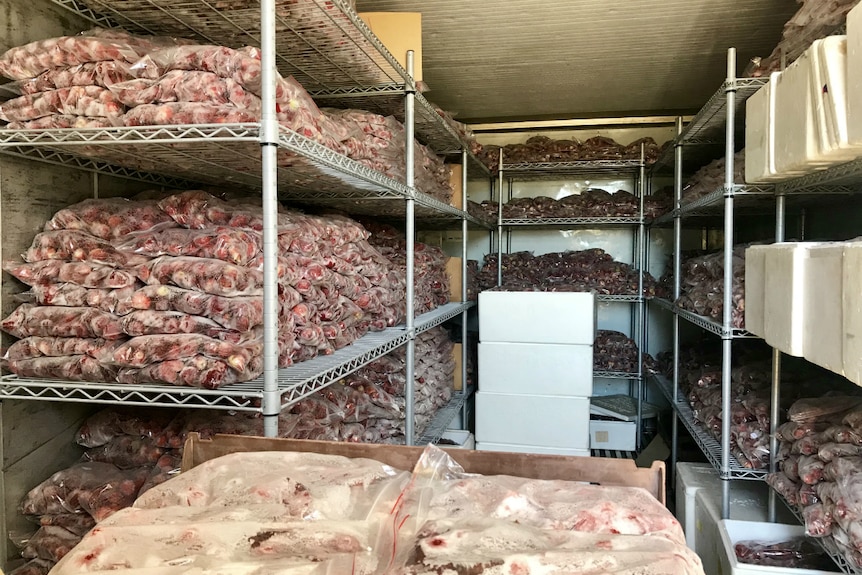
446, 257, 462, 302
182, 433, 666, 505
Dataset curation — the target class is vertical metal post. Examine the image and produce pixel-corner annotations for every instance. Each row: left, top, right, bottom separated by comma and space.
405, 50, 417, 446
260, 0, 279, 438
636, 144, 646, 450
768, 193, 786, 521
93, 173, 99, 199
497, 151, 504, 286
671, 116, 684, 486
461, 149, 470, 427
721, 48, 738, 519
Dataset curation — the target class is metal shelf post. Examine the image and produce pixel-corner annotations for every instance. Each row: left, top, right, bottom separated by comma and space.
497, 151, 504, 286
461, 149, 470, 428
721, 47, 738, 519
768, 192, 786, 521
404, 50, 417, 446
671, 116, 684, 484
260, 0, 279, 438
637, 145, 646, 450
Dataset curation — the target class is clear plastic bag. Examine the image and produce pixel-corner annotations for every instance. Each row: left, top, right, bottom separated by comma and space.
5, 260, 139, 288
735, 536, 828, 568
767, 472, 800, 506
38, 513, 96, 537
45, 198, 175, 241
0, 86, 125, 122
117, 353, 263, 388
109, 333, 260, 371
124, 102, 257, 126
29, 283, 139, 315
6, 115, 116, 129
4, 337, 118, 361
82, 436, 165, 470
20, 525, 81, 562
8, 355, 118, 382
1, 304, 124, 339
115, 223, 261, 266
789, 397, 862, 423
803, 503, 834, 537
12, 61, 133, 94
24, 230, 148, 268
7, 557, 54, 575
799, 455, 826, 485
119, 309, 239, 340
134, 255, 267, 297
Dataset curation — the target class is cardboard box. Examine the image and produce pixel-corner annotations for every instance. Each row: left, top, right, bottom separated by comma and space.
744, 245, 767, 338
358, 12, 422, 82
479, 291, 596, 345
449, 163, 463, 209
764, 243, 807, 356
478, 342, 592, 396
476, 442, 590, 458
804, 243, 844, 375
447, 257, 463, 302
475, 391, 590, 449
589, 420, 636, 451
440, 429, 474, 450
182, 433, 666, 504
718, 520, 841, 575
452, 342, 463, 391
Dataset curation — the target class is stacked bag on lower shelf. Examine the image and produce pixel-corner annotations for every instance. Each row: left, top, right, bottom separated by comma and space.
1, 191, 452, 388
769, 396, 862, 569
9, 326, 454, 574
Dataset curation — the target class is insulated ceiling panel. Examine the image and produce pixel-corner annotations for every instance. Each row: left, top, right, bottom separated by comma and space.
356, 0, 798, 123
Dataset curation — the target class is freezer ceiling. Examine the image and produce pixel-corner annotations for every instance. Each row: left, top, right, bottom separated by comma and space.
355, 0, 797, 123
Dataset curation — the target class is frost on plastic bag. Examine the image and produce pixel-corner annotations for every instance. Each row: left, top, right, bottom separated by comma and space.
134, 256, 267, 297
20, 462, 148, 521
122, 284, 283, 331
5, 260, 139, 289
82, 436, 165, 470
30, 283, 139, 315
387, 445, 700, 575
20, 525, 82, 562
1, 304, 123, 339
24, 230, 148, 268
789, 396, 862, 423
123, 102, 257, 126
45, 198, 175, 241
116, 223, 261, 266
109, 70, 262, 112
117, 353, 263, 388
6, 115, 116, 130
110, 334, 260, 371
735, 537, 829, 568
7, 355, 118, 382
0, 86, 125, 122
120, 310, 240, 340
75, 407, 176, 448
4, 337, 120, 361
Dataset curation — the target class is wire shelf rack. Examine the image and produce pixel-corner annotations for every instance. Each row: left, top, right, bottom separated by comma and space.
596, 294, 644, 303
650, 185, 775, 226
774, 487, 862, 575
0, 124, 489, 227
416, 386, 473, 445
594, 371, 642, 380
499, 160, 644, 180
653, 375, 767, 480
0, 302, 474, 412
678, 78, 769, 145
651, 298, 758, 339
501, 216, 643, 227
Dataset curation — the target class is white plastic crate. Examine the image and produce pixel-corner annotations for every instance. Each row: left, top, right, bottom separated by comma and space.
745, 73, 785, 183
475, 442, 590, 457
843, 241, 862, 386
589, 419, 636, 451
718, 520, 841, 575
764, 243, 807, 356
478, 291, 596, 345
744, 245, 768, 339
774, 46, 834, 176
803, 243, 844, 375
811, 36, 858, 161
478, 341, 592, 396
475, 391, 590, 449
440, 430, 475, 450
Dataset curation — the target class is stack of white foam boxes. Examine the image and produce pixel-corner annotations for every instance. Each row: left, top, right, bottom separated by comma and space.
474, 291, 595, 456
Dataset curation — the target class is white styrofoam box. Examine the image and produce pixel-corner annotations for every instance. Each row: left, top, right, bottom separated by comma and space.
718, 520, 841, 575
847, 3, 862, 145
764, 243, 807, 356
811, 36, 858, 161
744, 245, 768, 339
745, 73, 782, 183
478, 342, 593, 396
475, 442, 590, 457
774, 46, 833, 176
440, 430, 475, 450
695, 485, 797, 575
475, 391, 590, 448
803, 243, 844, 375
589, 419, 635, 451
843, 242, 862, 386
478, 291, 596, 345
676, 463, 722, 549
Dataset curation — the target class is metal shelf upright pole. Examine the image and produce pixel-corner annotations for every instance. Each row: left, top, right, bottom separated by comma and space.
721, 48, 738, 519
405, 50, 417, 445
637, 145, 646, 450
671, 116, 684, 484
497, 151, 504, 287
260, 0, 280, 437
768, 193, 786, 521
461, 149, 469, 425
